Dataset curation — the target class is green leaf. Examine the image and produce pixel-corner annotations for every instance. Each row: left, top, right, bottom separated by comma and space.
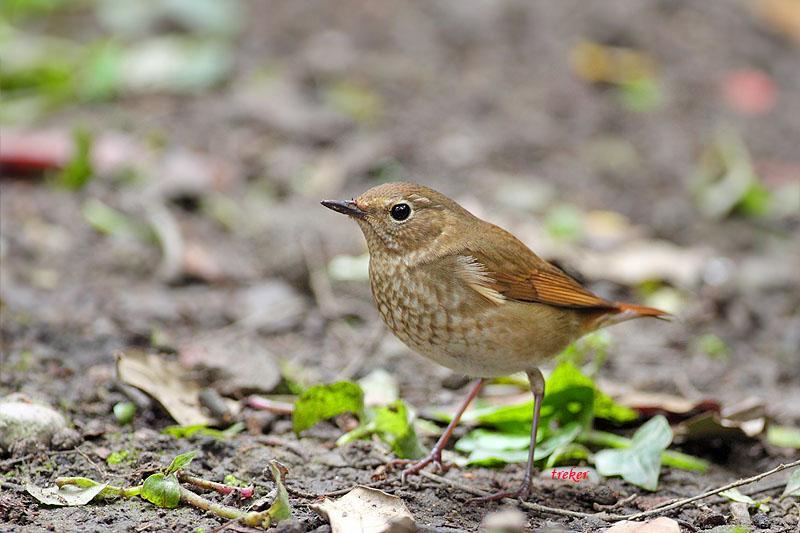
141, 473, 181, 508
767, 425, 800, 449
106, 449, 130, 465
337, 401, 425, 459
545, 443, 591, 469
455, 423, 582, 467
166, 450, 198, 475
82, 198, 151, 240
54, 128, 93, 190
266, 461, 292, 522
461, 362, 599, 432
617, 76, 664, 112
26, 479, 108, 506
372, 401, 425, 459
292, 381, 364, 434
593, 390, 638, 424
720, 488, 770, 512
580, 429, 708, 472
162, 422, 245, 439
594, 415, 672, 490
783, 468, 800, 498
113, 401, 136, 425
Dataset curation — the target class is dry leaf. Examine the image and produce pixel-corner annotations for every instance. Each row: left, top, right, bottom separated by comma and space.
310, 486, 415, 533
675, 398, 767, 441
116, 349, 213, 426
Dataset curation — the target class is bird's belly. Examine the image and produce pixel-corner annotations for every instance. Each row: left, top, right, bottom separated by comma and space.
371, 265, 577, 377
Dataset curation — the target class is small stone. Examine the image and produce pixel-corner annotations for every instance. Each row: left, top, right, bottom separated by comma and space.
479, 507, 527, 532
0, 398, 68, 453
729, 502, 752, 526
751, 512, 770, 529
696, 508, 726, 528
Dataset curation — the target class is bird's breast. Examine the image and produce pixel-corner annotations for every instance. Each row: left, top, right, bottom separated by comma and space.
368, 254, 572, 376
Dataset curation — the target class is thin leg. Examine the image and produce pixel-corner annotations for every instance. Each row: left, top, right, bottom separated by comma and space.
472, 368, 545, 502
391, 378, 485, 482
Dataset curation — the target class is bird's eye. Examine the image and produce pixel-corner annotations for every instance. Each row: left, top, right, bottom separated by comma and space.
390, 203, 411, 221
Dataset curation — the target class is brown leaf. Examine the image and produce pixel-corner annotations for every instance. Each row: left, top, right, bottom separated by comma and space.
311, 486, 415, 533
116, 349, 213, 426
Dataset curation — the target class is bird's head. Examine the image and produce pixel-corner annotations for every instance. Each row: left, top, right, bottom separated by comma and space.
322, 182, 475, 257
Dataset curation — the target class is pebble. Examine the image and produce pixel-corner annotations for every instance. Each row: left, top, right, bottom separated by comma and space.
0, 397, 69, 453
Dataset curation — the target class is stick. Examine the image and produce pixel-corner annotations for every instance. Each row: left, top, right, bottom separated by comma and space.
605, 459, 800, 521
419, 458, 800, 522
177, 472, 254, 498
419, 471, 599, 519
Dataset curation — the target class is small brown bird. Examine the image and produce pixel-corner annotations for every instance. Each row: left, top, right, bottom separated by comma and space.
322, 182, 667, 501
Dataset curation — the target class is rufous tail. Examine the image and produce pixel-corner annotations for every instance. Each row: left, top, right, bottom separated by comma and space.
584, 302, 671, 332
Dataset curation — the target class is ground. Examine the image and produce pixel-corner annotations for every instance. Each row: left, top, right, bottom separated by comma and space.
1, 1, 799, 532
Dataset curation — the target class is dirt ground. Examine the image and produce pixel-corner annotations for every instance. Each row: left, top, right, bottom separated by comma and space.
1, 1, 799, 531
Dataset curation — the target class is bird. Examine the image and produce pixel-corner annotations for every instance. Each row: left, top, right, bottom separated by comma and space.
321, 182, 668, 502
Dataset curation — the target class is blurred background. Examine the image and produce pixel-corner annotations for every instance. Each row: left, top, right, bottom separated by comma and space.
2, 0, 799, 461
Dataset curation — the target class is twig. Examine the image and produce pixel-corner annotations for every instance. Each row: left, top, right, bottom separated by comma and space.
606, 459, 800, 521
1, 481, 25, 492
179, 485, 272, 528
593, 493, 637, 512
419, 471, 599, 519
246, 396, 294, 416
177, 472, 254, 498
75, 447, 107, 478
418, 458, 800, 522
0, 454, 35, 468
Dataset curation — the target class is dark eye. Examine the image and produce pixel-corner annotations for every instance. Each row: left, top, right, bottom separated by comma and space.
390, 203, 411, 221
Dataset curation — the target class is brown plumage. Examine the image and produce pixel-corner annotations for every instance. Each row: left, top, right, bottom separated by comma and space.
322, 182, 668, 502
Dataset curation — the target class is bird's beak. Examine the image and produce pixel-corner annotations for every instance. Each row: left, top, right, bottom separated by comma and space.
321, 199, 367, 219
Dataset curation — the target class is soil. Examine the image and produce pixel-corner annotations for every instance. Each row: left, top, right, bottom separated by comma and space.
1, 1, 799, 532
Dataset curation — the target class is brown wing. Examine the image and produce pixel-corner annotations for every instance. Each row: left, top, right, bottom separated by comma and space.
468, 250, 616, 309
450, 222, 616, 310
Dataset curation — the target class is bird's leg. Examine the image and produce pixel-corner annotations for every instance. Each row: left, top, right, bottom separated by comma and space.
472, 368, 545, 503
390, 378, 485, 482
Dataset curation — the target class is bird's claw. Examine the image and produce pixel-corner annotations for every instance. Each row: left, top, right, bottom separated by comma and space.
389, 451, 451, 483
469, 482, 530, 504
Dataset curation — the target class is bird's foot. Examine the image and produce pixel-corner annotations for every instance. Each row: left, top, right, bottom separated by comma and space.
389, 450, 451, 483
469, 480, 531, 504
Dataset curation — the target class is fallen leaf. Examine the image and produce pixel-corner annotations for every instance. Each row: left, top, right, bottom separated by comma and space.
611, 389, 721, 421
292, 381, 364, 434
605, 517, 680, 533
116, 349, 213, 426
721, 488, 770, 512
767, 425, 800, 449
266, 460, 292, 523
675, 398, 766, 441
782, 468, 800, 498
26, 482, 108, 507
311, 486, 415, 533
594, 416, 672, 491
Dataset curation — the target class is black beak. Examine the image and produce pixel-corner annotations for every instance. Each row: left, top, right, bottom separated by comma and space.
321, 199, 367, 219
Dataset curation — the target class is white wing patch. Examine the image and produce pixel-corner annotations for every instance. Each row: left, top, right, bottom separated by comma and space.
455, 255, 506, 305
